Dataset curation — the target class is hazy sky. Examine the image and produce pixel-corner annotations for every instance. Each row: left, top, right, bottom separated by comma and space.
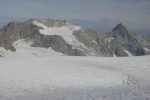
0, 0, 150, 34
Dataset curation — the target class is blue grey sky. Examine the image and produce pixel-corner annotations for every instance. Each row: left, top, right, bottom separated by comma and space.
0, 0, 150, 34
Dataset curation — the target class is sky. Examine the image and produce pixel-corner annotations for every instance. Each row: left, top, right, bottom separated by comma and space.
0, 0, 150, 34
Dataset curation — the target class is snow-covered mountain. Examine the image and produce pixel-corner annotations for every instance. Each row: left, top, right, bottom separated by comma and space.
0, 18, 150, 57
0, 18, 150, 100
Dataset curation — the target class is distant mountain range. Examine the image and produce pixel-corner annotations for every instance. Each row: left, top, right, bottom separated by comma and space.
0, 18, 150, 57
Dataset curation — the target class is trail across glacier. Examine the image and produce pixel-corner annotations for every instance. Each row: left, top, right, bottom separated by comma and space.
0, 56, 150, 100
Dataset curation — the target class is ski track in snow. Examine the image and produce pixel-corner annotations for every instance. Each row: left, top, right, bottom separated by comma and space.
0, 55, 150, 100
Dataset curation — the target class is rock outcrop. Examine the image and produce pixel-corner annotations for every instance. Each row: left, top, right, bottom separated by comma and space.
0, 19, 149, 57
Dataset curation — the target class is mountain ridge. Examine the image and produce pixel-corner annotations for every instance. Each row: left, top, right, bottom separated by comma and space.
0, 18, 150, 57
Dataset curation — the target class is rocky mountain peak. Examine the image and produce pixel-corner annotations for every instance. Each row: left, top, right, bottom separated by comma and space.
112, 23, 129, 34
111, 23, 132, 40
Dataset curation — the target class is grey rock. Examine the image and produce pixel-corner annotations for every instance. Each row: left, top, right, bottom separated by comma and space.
73, 29, 112, 56
0, 19, 149, 57
31, 34, 84, 56
102, 23, 150, 56
0, 18, 84, 56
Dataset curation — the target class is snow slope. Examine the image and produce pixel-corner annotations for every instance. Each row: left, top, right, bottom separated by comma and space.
0, 39, 64, 57
0, 56, 150, 100
32, 21, 86, 49
144, 47, 150, 52
123, 50, 133, 56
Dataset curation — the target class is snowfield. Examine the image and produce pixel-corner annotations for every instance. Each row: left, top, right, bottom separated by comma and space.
32, 21, 86, 49
0, 39, 64, 57
0, 56, 150, 100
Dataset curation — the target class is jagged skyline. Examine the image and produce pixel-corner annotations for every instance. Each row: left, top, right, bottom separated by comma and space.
0, 0, 150, 34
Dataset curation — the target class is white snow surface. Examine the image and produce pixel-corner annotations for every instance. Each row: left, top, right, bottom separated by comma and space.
32, 21, 86, 49
0, 39, 64, 57
0, 55, 150, 100
144, 47, 150, 52
123, 50, 133, 56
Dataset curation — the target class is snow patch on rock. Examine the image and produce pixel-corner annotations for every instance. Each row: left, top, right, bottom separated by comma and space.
32, 21, 86, 49
123, 50, 133, 56
144, 47, 150, 52
0, 39, 64, 57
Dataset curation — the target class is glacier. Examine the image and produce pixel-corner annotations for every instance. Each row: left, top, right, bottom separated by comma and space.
0, 56, 150, 100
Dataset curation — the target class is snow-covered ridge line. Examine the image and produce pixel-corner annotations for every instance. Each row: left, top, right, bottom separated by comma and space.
1, 18, 150, 57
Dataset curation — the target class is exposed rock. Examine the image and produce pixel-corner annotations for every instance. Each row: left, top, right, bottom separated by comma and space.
0, 19, 149, 57
31, 34, 84, 56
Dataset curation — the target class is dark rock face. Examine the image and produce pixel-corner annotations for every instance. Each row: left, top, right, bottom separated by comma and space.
108, 23, 149, 56
31, 34, 84, 56
73, 23, 150, 56
0, 20, 40, 51
0, 18, 150, 57
112, 23, 129, 38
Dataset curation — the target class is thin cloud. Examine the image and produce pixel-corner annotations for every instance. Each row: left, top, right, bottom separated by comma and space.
109, 0, 150, 4
0, 0, 149, 34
